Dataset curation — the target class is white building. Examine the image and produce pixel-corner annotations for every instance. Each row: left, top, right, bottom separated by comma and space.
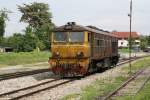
112, 32, 140, 48
118, 39, 129, 47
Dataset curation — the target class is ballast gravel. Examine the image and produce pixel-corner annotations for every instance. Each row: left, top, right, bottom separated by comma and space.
0, 72, 53, 95
0, 59, 144, 100
21, 65, 126, 100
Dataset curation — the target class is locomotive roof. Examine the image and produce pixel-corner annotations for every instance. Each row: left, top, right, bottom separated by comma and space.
54, 22, 117, 37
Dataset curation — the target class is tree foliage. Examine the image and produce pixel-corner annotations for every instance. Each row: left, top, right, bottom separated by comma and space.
140, 35, 149, 50
18, 2, 54, 50
0, 3, 54, 52
0, 8, 9, 39
148, 36, 150, 46
5, 33, 37, 52
18, 2, 53, 31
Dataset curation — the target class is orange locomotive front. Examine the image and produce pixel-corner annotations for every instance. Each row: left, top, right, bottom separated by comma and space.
49, 23, 90, 77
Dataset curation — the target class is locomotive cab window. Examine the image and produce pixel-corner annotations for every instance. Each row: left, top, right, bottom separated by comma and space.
69, 32, 84, 42
54, 32, 68, 42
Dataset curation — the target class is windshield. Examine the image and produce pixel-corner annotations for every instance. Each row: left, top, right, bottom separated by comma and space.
54, 32, 67, 42
69, 32, 84, 42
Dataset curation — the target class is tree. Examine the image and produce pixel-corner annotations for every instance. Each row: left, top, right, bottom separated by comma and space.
18, 2, 54, 50
148, 35, 150, 46
6, 33, 37, 52
0, 8, 9, 39
22, 33, 37, 52
18, 2, 53, 32
7, 33, 24, 52
140, 35, 149, 50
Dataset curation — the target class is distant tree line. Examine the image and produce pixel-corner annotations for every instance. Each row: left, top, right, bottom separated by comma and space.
140, 35, 150, 50
0, 2, 150, 52
0, 2, 54, 52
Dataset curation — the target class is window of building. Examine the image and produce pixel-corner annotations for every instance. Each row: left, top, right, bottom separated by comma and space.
121, 42, 123, 45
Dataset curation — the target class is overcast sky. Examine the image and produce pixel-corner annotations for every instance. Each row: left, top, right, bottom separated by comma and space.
0, 0, 150, 37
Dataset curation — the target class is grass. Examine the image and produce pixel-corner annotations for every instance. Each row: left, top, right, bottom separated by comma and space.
122, 57, 150, 73
79, 76, 127, 100
115, 80, 150, 100
0, 51, 51, 67
62, 56, 150, 100
62, 94, 80, 100
119, 48, 130, 53
133, 80, 150, 100
114, 57, 150, 100
62, 76, 127, 100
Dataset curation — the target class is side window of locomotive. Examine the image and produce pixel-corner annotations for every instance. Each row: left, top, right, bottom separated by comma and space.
97, 40, 100, 46
112, 38, 117, 53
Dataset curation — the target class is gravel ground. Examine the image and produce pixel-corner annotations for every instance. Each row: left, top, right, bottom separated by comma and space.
0, 72, 54, 95
0, 55, 148, 100
0, 62, 49, 75
20, 64, 128, 100
0, 62, 126, 100
4, 79, 69, 99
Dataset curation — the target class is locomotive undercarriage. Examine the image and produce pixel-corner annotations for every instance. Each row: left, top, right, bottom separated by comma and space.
49, 56, 119, 77
88, 56, 119, 73
49, 58, 89, 77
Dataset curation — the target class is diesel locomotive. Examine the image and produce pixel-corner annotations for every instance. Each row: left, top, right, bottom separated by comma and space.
48, 22, 119, 77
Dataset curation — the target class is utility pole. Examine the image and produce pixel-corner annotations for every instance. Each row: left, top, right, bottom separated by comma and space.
129, 0, 133, 73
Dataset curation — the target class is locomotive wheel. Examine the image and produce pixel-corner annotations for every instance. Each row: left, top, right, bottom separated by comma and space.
87, 61, 97, 74
103, 58, 111, 69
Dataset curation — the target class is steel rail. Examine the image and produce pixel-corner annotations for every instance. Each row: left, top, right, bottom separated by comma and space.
136, 75, 150, 94
103, 68, 145, 100
10, 79, 74, 100
0, 69, 50, 81
117, 55, 150, 66
0, 55, 149, 100
0, 78, 60, 97
95, 55, 150, 100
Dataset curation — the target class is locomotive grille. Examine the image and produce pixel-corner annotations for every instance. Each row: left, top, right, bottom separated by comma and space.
56, 63, 80, 69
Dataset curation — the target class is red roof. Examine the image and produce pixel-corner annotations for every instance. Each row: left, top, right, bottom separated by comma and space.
112, 32, 139, 39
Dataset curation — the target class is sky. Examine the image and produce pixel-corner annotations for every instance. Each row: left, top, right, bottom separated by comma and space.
0, 0, 150, 37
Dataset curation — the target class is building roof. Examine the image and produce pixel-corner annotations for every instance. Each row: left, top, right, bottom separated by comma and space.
112, 32, 139, 39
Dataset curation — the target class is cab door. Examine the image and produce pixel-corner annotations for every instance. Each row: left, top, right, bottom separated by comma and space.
88, 32, 94, 58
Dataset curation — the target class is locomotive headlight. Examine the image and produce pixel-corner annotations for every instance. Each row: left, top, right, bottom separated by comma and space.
56, 52, 60, 56
76, 51, 84, 58
77, 52, 81, 55
53, 51, 60, 57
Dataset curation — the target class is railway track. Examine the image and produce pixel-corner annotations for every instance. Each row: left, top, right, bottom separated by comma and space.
0, 58, 131, 100
0, 55, 148, 81
117, 55, 150, 66
0, 78, 75, 100
0, 56, 148, 100
96, 57, 150, 100
0, 69, 50, 81
102, 68, 150, 100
